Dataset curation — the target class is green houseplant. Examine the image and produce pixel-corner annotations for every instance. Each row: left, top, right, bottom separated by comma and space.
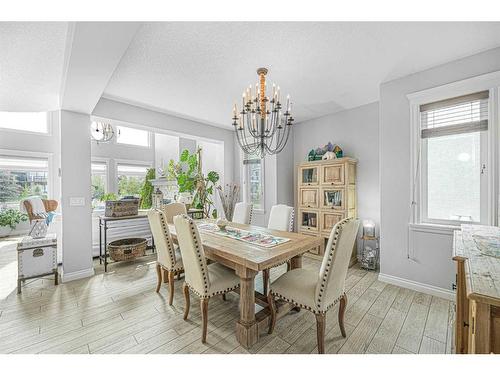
0, 209, 28, 237
140, 168, 156, 209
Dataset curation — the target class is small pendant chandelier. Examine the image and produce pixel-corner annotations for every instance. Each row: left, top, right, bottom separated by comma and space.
90, 121, 115, 144
232, 67, 294, 158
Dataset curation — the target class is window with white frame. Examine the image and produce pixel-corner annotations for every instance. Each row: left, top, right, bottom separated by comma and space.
417, 91, 489, 225
0, 112, 48, 134
91, 161, 108, 209
243, 152, 264, 211
117, 163, 150, 198
116, 125, 150, 147
0, 155, 49, 208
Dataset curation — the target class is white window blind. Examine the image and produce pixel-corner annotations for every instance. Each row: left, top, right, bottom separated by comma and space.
420, 91, 488, 138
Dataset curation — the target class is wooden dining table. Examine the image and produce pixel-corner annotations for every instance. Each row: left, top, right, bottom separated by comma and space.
167, 219, 323, 349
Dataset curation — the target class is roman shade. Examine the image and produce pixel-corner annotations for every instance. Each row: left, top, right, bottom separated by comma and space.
420, 91, 489, 139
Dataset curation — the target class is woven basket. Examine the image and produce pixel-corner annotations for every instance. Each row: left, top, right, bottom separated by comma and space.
108, 238, 147, 262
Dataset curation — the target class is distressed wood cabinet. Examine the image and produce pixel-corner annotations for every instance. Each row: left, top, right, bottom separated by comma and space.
453, 226, 500, 354
297, 157, 357, 261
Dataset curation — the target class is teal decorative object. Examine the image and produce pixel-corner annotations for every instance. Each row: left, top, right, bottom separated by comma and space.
333, 145, 343, 158
308, 149, 316, 161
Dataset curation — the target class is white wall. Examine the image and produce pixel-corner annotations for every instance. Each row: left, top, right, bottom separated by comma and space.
293, 102, 380, 235
59, 110, 94, 281
379, 46, 500, 293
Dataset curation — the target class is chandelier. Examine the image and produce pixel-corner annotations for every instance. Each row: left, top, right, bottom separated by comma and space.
232, 67, 294, 158
90, 121, 114, 144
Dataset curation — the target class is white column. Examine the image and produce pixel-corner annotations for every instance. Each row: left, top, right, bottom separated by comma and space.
59, 110, 94, 282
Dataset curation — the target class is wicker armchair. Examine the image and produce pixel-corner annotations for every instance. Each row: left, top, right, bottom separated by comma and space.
23, 199, 58, 223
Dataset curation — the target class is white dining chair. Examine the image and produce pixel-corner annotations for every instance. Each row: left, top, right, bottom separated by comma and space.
267, 217, 360, 354
232, 202, 253, 225
174, 214, 240, 343
262, 204, 295, 295
267, 204, 294, 232
163, 202, 187, 224
147, 209, 184, 305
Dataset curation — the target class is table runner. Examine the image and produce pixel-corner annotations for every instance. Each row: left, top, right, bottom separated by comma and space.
197, 222, 290, 248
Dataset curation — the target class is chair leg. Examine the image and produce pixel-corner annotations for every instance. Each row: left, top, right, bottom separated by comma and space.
201, 298, 209, 343
338, 293, 347, 338
262, 269, 270, 296
222, 293, 227, 301
286, 261, 291, 272
315, 313, 326, 354
267, 293, 276, 334
163, 269, 168, 283
167, 271, 175, 305
183, 283, 190, 320
155, 264, 162, 293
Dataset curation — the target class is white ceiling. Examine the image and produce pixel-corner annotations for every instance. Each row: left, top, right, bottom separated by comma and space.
104, 22, 500, 128
0, 22, 68, 112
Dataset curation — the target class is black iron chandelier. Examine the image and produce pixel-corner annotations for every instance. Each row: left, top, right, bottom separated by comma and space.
232, 67, 294, 158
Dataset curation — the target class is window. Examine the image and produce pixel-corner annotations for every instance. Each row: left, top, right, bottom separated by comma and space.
0, 155, 49, 207
91, 162, 107, 209
0, 112, 48, 134
116, 125, 150, 147
117, 163, 149, 198
243, 152, 264, 211
418, 91, 488, 225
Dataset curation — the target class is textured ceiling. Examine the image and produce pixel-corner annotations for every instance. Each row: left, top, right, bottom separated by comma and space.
104, 22, 500, 128
0, 22, 68, 111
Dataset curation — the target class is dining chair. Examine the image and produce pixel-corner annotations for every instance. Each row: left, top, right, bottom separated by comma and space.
267, 217, 360, 354
232, 202, 253, 224
163, 202, 187, 224
174, 214, 240, 343
262, 204, 295, 295
147, 209, 184, 305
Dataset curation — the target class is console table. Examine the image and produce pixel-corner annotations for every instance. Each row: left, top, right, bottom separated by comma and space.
453, 225, 500, 354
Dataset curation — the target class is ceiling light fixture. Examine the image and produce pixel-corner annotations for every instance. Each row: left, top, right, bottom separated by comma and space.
90, 121, 115, 144
232, 67, 294, 158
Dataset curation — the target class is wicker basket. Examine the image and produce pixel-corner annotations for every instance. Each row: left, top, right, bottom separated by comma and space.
108, 238, 147, 262
105, 199, 139, 217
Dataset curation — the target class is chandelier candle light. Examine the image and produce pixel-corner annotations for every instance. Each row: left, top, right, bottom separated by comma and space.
232, 68, 294, 158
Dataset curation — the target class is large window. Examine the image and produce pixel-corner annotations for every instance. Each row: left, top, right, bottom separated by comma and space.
0, 112, 48, 134
418, 91, 488, 225
117, 163, 149, 198
0, 155, 49, 207
117, 125, 150, 147
91, 161, 107, 209
243, 152, 264, 211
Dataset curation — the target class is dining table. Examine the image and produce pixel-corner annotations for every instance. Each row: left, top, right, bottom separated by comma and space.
167, 219, 323, 349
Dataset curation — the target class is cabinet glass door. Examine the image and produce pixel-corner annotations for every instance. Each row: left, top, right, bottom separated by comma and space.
301, 166, 319, 185
322, 188, 345, 210
299, 210, 319, 232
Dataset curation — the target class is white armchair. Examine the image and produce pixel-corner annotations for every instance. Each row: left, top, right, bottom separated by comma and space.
267, 217, 360, 354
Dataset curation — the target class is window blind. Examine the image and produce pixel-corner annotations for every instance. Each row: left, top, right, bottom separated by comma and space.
420, 91, 488, 139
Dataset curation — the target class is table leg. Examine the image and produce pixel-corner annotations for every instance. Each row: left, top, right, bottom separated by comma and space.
290, 255, 303, 312
99, 220, 102, 265
104, 222, 108, 272
54, 270, 59, 286
17, 279, 22, 294
235, 266, 259, 348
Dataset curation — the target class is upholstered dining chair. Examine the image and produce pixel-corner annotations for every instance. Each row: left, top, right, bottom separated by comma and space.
267, 217, 360, 354
163, 202, 187, 224
232, 202, 253, 225
147, 209, 184, 305
174, 214, 240, 344
262, 204, 295, 295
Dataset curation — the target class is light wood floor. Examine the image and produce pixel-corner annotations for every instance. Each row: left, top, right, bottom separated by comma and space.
0, 238, 454, 354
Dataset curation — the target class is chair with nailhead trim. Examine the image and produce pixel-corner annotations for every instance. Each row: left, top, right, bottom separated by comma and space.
174, 214, 240, 344
261, 204, 295, 296
162, 202, 187, 224
147, 209, 184, 305
232, 202, 253, 225
267, 217, 360, 354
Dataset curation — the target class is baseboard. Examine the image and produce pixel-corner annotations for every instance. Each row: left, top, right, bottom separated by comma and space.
62, 267, 95, 283
378, 273, 455, 301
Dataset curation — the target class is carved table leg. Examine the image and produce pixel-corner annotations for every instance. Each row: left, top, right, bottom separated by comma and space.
290, 255, 303, 312
235, 266, 259, 348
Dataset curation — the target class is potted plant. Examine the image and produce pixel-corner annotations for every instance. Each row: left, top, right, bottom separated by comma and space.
0, 209, 28, 237
140, 168, 156, 209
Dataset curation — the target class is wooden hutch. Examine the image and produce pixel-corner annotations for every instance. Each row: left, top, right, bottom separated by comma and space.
296, 157, 357, 263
